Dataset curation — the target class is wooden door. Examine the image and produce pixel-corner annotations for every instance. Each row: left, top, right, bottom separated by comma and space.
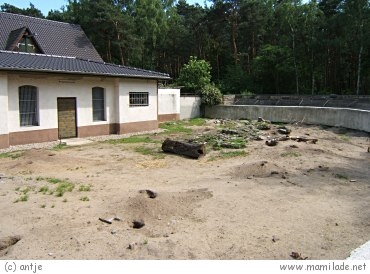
57, 98, 77, 138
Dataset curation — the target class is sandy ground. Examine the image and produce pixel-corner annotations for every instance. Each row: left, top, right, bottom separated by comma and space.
0, 120, 369, 260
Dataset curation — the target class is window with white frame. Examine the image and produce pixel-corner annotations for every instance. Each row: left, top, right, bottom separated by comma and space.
92, 87, 105, 121
129, 92, 149, 107
19, 85, 39, 126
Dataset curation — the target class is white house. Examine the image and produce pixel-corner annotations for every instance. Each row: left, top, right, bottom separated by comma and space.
0, 12, 171, 149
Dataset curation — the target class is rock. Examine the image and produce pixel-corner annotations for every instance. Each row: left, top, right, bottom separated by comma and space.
265, 139, 278, 146
139, 189, 157, 199
0, 235, 21, 251
254, 136, 266, 141
272, 235, 279, 242
132, 220, 145, 229
290, 251, 308, 260
221, 129, 239, 135
278, 127, 291, 135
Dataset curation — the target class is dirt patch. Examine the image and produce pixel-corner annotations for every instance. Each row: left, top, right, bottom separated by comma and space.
0, 119, 369, 259
230, 160, 287, 178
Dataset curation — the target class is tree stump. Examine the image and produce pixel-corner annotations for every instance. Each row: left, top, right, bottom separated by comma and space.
162, 138, 206, 159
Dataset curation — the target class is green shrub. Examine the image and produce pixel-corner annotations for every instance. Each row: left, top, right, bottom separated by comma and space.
177, 56, 211, 93
199, 84, 223, 106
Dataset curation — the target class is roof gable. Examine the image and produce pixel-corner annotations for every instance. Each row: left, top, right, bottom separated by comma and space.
0, 12, 103, 62
5, 26, 44, 53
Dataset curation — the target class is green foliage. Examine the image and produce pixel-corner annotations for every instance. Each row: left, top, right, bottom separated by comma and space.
107, 136, 157, 144
185, 118, 207, 126
159, 121, 193, 134
220, 65, 253, 94
208, 150, 248, 161
0, 152, 24, 159
334, 173, 348, 180
1, 3, 44, 18
177, 57, 212, 93
134, 146, 165, 159
199, 84, 223, 106
80, 196, 90, 202
253, 44, 295, 94
45, 177, 63, 184
218, 150, 248, 159
255, 121, 271, 130
14, 194, 29, 203
39, 186, 49, 194
52, 143, 67, 150
36, 177, 75, 197
55, 182, 75, 197
214, 137, 247, 149
79, 184, 92, 192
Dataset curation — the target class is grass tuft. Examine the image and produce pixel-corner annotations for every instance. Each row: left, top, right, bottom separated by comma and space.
281, 151, 302, 157
55, 182, 75, 197
107, 136, 157, 144
52, 143, 67, 150
159, 121, 192, 134
208, 150, 248, 161
39, 186, 49, 194
80, 196, 90, 202
14, 194, 29, 203
0, 152, 24, 159
134, 146, 165, 159
79, 184, 92, 192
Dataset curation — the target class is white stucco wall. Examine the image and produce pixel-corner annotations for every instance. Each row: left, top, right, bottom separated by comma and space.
0, 73, 9, 135
180, 96, 202, 119
158, 88, 180, 115
6, 74, 117, 133
117, 78, 158, 123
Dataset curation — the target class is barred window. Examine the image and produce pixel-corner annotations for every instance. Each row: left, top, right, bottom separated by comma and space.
92, 87, 105, 121
19, 85, 39, 126
129, 92, 149, 107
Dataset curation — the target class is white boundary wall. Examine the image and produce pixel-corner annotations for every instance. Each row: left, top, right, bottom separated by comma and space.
158, 88, 180, 116
180, 96, 202, 119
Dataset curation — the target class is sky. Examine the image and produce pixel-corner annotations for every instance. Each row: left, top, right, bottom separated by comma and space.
0, 0, 209, 16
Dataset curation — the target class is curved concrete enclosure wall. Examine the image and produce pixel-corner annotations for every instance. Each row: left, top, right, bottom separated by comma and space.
205, 105, 370, 133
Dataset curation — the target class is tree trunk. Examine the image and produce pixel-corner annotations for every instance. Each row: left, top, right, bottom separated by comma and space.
356, 45, 363, 95
231, 11, 238, 64
162, 138, 206, 159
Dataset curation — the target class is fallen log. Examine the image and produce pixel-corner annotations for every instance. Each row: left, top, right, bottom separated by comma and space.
162, 138, 206, 159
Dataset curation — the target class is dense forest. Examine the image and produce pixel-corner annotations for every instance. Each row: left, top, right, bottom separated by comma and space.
1, 0, 369, 95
